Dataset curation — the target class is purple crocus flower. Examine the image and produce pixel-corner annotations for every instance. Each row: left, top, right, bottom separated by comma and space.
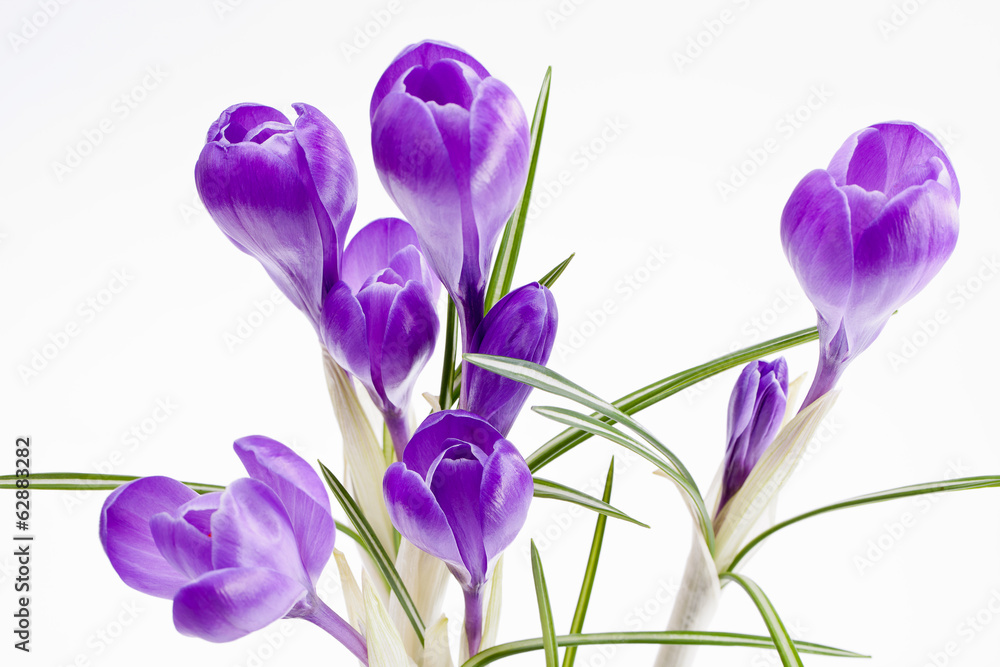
717, 359, 789, 512
370, 40, 530, 344
99, 436, 367, 663
464, 282, 558, 436
781, 122, 959, 407
196, 103, 358, 329
382, 410, 533, 656
322, 218, 440, 457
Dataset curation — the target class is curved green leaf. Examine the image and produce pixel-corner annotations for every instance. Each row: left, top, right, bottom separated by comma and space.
539, 253, 575, 289
533, 475, 648, 528
530, 541, 559, 667
720, 573, 801, 667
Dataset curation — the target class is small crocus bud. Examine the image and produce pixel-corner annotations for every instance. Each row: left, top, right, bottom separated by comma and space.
321, 218, 440, 458
382, 410, 533, 656
718, 359, 789, 513
195, 103, 358, 329
781, 122, 959, 406
99, 437, 367, 663
464, 282, 558, 436
370, 40, 530, 344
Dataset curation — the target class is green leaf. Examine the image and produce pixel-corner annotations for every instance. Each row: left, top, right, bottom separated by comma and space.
533, 475, 648, 528
484, 66, 552, 312
539, 253, 575, 289
318, 461, 425, 646
462, 354, 696, 489
439, 299, 460, 410
725, 475, 1000, 573
530, 541, 559, 667
461, 631, 867, 667
524, 327, 819, 472
720, 573, 802, 667
562, 460, 614, 667
0, 472, 223, 494
532, 406, 714, 554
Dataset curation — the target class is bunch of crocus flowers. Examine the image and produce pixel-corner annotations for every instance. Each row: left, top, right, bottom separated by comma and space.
95, 39, 971, 667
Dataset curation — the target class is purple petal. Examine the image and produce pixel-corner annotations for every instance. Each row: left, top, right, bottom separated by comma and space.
356, 277, 403, 406
404, 59, 477, 109
372, 93, 466, 295
429, 447, 488, 586
841, 127, 888, 192
291, 103, 358, 288
403, 411, 504, 478
379, 281, 439, 411
370, 40, 491, 122
469, 78, 531, 274
844, 180, 959, 354
99, 477, 197, 599
780, 169, 853, 326
149, 492, 221, 581
233, 437, 335, 585
383, 463, 463, 568
321, 281, 374, 391
207, 104, 291, 144
173, 567, 307, 642
195, 141, 325, 326
342, 218, 421, 292
872, 122, 961, 204
842, 185, 889, 245
479, 439, 533, 563
726, 362, 762, 444
210, 478, 309, 588
466, 283, 558, 435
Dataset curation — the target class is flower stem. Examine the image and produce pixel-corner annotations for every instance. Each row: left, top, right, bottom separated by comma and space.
800, 352, 845, 411
463, 586, 485, 657
653, 533, 720, 667
300, 595, 368, 665
384, 410, 410, 461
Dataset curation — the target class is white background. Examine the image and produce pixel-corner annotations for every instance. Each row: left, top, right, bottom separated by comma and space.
2, 0, 999, 665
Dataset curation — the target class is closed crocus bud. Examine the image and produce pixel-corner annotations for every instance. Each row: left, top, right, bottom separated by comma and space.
782, 122, 959, 407
99, 437, 367, 663
196, 103, 358, 329
465, 282, 558, 436
370, 40, 530, 344
717, 359, 789, 513
321, 218, 440, 458
382, 410, 533, 656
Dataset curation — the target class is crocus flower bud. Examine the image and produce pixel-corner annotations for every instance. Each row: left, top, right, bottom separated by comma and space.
99, 437, 367, 663
321, 218, 440, 457
370, 40, 530, 343
464, 282, 558, 436
196, 103, 358, 329
781, 122, 959, 406
382, 410, 533, 656
717, 359, 789, 513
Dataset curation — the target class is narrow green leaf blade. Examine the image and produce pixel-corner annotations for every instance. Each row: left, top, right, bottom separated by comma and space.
439, 299, 460, 409
726, 475, 1000, 572
720, 573, 802, 667
463, 354, 696, 488
319, 461, 425, 645
525, 327, 819, 472
485, 66, 552, 311
533, 475, 648, 528
532, 405, 715, 553
0, 472, 223, 494
539, 253, 575, 289
562, 459, 614, 667
530, 540, 559, 667
462, 631, 867, 667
